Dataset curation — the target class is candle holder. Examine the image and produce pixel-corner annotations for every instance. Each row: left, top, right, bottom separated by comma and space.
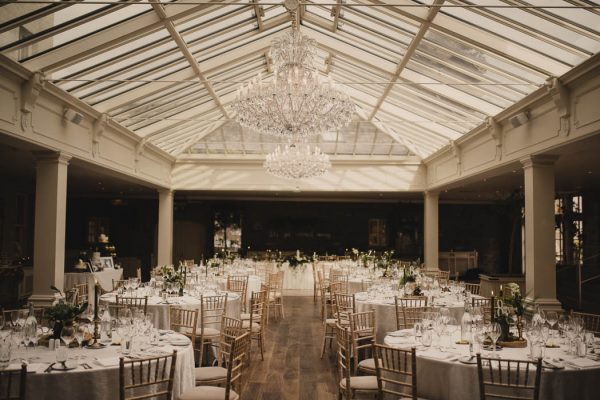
86, 282, 105, 349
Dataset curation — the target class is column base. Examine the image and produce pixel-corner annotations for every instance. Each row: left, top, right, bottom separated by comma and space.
28, 293, 57, 306
524, 296, 562, 314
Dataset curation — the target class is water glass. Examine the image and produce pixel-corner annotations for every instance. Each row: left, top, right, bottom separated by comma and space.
530, 341, 544, 360
55, 343, 68, 363
120, 336, 132, 355
413, 322, 423, 338
420, 330, 432, 347
0, 335, 12, 368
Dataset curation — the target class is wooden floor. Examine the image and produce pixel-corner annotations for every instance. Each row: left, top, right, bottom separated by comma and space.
243, 296, 339, 400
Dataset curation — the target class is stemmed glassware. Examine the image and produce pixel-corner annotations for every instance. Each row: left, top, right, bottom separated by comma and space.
546, 311, 558, 340
74, 323, 87, 363
488, 323, 502, 358
60, 324, 75, 366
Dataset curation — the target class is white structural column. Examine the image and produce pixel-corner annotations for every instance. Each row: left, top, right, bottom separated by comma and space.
424, 190, 440, 270
157, 189, 174, 266
30, 151, 71, 304
521, 155, 561, 311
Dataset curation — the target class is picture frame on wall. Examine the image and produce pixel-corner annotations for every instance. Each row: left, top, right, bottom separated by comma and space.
99, 256, 114, 270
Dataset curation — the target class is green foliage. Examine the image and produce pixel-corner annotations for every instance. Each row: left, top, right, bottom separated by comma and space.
47, 286, 87, 322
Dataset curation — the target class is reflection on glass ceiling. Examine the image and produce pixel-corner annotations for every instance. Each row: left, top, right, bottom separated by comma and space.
1, 0, 599, 159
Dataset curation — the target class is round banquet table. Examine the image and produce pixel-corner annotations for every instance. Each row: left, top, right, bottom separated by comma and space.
7, 333, 195, 400
383, 328, 600, 400
355, 292, 473, 343
100, 292, 241, 330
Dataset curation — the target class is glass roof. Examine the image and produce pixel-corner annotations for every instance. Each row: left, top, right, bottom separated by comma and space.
1, 0, 598, 159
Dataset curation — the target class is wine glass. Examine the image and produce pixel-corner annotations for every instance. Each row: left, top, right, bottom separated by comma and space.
488, 323, 502, 358
60, 324, 75, 366
74, 324, 86, 362
118, 308, 132, 325
546, 311, 558, 339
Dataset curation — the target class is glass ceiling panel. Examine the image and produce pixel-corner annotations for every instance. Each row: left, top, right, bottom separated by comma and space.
440, 2, 586, 67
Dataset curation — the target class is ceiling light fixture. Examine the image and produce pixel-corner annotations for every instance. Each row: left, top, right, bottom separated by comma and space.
232, 2, 354, 139
263, 141, 331, 180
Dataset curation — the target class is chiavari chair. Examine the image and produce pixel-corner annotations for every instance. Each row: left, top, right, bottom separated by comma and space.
244, 289, 268, 361
0, 364, 26, 400
373, 344, 418, 400
572, 311, 600, 335
169, 307, 198, 360
397, 296, 428, 308
226, 275, 248, 313
312, 262, 319, 303
73, 283, 88, 306
197, 295, 229, 367
119, 351, 177, 400
472, 298, 494, 323
336, 325, 378, 400
266, 271, 285, 321
180, 332, 252, 400
113, 279, 128, 291
465, 283, 481, 296
350, 311, 377, 375
335, 293, 356, 326
194, 316, 243, 386
114, 295, 148, 315
476, 354, 542, 400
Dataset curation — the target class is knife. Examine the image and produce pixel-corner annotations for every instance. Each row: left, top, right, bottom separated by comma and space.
44, 363, 55, 373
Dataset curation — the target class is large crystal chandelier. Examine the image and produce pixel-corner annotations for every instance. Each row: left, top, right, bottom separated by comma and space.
264, 141, 331, 180
233, 15, 354, 139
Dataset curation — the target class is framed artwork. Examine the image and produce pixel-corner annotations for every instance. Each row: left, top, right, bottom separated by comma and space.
99, 256, 114, 270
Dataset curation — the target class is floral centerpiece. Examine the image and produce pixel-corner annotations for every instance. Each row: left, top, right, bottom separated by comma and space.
47, 286, 88, 339
353, 249, 375, 268
284, 250, 310, 270
158, 265, 185, 294
495, 282, 525, 343
376, 250, 395, 277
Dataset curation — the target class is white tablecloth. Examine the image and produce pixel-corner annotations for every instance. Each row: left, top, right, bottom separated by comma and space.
65, 269, 123, 305
384, 330, 600, 400
9, 333, 194, 400
281, 263, 314, 291
100, 292, 241, 330
355, 292, 469, 343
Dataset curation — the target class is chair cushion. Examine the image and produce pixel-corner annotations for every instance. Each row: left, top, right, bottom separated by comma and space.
242, 320, 261, 331
339, 375, 378, 390
194, 366, 227, 383
325, 318, 338, 325
358, 358, 377, 372
183, 327, 221, 337
179, 386, 239, 400
240, 313, 251, 320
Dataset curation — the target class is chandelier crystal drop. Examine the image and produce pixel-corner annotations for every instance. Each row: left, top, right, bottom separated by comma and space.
233, 28, 355, 139
263, 142, 331, 180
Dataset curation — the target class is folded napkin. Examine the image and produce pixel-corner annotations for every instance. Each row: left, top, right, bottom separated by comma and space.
419, 349, 457, 361
565, 357, 600, 369
388, 330, 413, 338
95, 357, 120, 367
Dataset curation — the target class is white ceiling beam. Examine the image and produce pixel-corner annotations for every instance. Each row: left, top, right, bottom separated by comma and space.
368, 0, 444, 121
150, 0, 228, 119
23, 2, 221, 73
171, 120, 227, 156
251, 0, 265, 32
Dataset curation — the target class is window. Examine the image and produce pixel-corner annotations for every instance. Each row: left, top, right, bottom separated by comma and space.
368, 218, 387, 247
555, 194, 583, 265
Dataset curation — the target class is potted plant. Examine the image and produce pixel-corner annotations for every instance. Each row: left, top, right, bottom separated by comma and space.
46, 286, 88, 339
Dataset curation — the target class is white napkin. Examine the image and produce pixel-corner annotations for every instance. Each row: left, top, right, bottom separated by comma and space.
389, 330, 412, 338
565, 357, 600, 369
419, 349, 457, 361
95, 357, 120, 367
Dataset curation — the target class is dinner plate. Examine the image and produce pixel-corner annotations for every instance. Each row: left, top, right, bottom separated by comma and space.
52, 362, 77, 371
482, 345, 503, 351
543, 360, 565, 370
167, 338, 190, 346
458, 356, 477, 364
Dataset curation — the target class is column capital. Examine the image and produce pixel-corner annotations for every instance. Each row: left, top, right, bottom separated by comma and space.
520, 154, 559, 169
157, 188, 174, 195
424, 190, 440, 199
33, 150, 72, 166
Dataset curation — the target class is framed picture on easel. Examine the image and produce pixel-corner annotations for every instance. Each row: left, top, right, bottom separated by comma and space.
99, 256, 114, 270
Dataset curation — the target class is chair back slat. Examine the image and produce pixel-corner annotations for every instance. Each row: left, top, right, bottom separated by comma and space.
476, 354, 542, 400
373, 344, 417, 400
119, 351, 177, 400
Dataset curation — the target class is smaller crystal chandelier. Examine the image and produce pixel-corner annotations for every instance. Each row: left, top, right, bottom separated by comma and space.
264, 141, 331, 180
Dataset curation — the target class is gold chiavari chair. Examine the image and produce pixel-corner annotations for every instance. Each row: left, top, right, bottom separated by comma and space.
320, 280, 339, 359
336, 325, 378, 400
401, 306, 435, 331
115, 296, 148, 315
373, 344, 418, 400
194, 316, 243, 386
169, 307, 198, 356
397, 296, 428, 308
335, 293, 356, 326
476, 354, 542, 400
472, 298, 494, 323
119, 351, 177, 400
465, 283, 481, 296
438, 270, 450, 282
197, 295, 229, 367
330, 272, 349, 287
312, 262, 319, 303
183, 259, 195, 267
0, 364, 26, 400
180, 332, 252, 400
244, 289, 268, 361
73, 283, 88, 306
316, 270, 330, 321
266, 271, 285, 321
350, 311, 377, 375
572, 311, 600, 335
3, 307, 48, 327
226, 275, 248, 313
